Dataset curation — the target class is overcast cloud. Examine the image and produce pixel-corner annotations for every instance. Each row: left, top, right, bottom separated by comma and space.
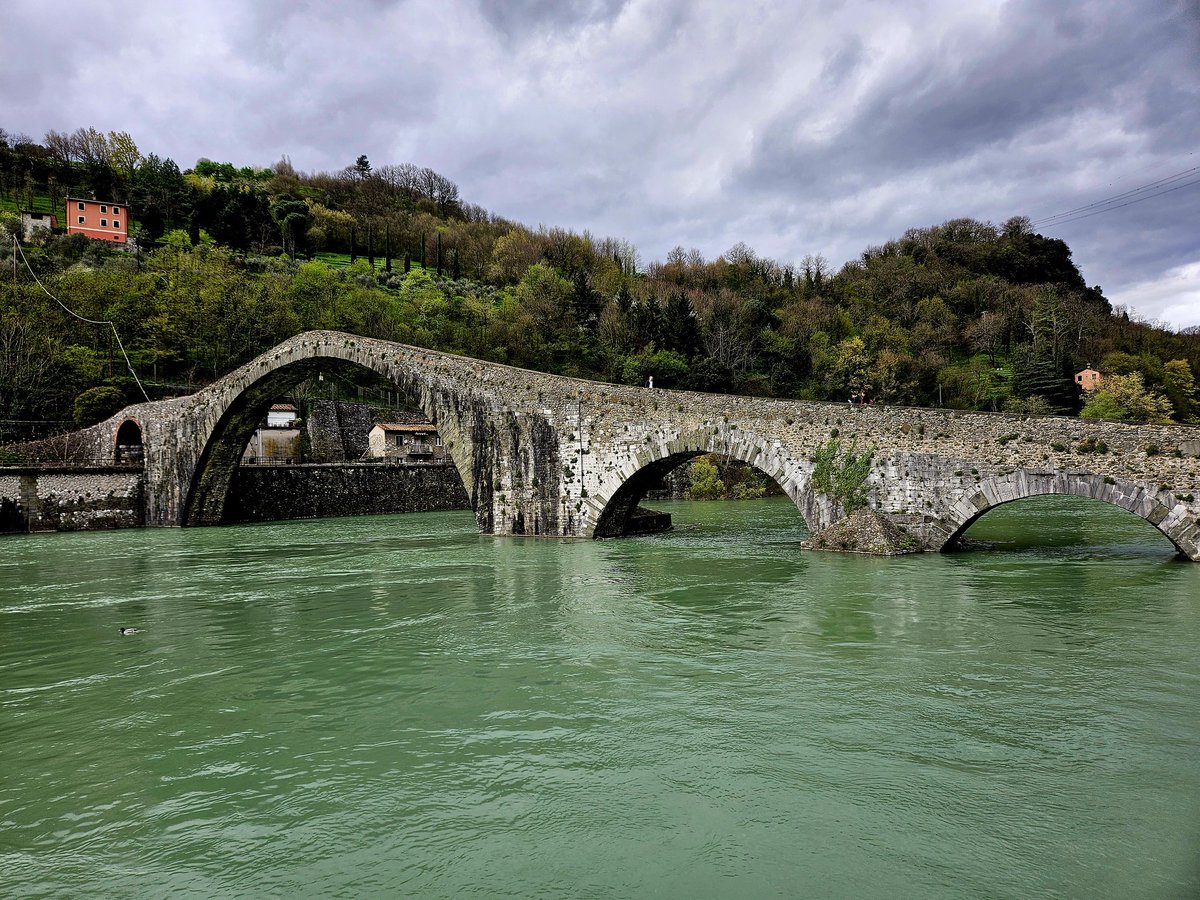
4, 0, 1198, 326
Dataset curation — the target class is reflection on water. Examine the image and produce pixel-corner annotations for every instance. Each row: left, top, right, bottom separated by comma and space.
1, 496, 1198, 899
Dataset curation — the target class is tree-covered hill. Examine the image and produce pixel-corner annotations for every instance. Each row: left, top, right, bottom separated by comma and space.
1, 124, 1196, 442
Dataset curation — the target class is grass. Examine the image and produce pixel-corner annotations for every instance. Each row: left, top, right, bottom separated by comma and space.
312, 251, 432, 274
0, 194, 66, 219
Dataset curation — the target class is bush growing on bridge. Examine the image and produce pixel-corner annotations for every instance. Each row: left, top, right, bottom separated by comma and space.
811, 438, 874, 511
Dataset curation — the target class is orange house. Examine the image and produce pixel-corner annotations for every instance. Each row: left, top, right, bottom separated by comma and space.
66, 198, 128, 243
1075, 366, 1102, 391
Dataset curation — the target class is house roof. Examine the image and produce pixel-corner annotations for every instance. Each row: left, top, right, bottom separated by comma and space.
269, 403, 297, 412
373, 423, 436, 433
66, 197, 124, 206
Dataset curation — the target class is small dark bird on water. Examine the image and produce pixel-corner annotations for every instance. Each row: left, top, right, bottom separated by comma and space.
119, 627, 141, 635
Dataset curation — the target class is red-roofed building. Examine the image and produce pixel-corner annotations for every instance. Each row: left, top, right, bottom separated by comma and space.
266, 403, 298, 428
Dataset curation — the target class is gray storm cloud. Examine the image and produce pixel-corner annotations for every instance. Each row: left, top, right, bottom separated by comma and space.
3, 0, 1197, 325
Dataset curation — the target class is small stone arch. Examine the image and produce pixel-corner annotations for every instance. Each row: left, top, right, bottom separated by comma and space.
936, 471, 1200, 560
585, 426, 814, 538
113, 417, 144, 465
181, 346, 476, 528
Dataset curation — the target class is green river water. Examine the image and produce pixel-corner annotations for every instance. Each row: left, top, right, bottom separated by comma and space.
2, 496, 1199, 899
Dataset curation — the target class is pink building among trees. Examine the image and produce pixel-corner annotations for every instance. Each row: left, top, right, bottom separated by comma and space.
66, 197, 128, 243
1075, 366, 1103, 391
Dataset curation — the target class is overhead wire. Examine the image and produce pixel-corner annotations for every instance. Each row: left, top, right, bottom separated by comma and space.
1029, 162, 1200, 229
12, 236, 150, 402
1030, 164, 1200, 225
1032, 175, 1200, 229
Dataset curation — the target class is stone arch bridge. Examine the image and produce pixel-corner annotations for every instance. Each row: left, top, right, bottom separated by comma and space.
46, 331, 1200, 559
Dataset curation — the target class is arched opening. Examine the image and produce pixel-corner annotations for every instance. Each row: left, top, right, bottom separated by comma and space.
944, 492, 1189, 558
114, 419, 144, 465
183, 356, 473, 527
592, 448, 808, 538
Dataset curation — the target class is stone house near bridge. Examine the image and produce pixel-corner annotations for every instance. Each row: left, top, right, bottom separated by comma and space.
366, 423, 446, 463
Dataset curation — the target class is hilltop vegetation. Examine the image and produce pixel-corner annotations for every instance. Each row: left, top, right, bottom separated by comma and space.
1, 124, 1197, 441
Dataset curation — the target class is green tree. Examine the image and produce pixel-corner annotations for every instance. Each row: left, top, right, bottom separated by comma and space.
663, 290, 701, 359
1080, 373, 1173, 423
822, 336, 870, 399
487, 228, 544, 284
1011, 343, 1076, 412
1162, 359, 1198, 422
619, 347, 689, 387
271, 197, 311, 260
107, 131, 142, 185
130, 154, 187, 244
687, 456, 723, 500
73, 385, 127, 426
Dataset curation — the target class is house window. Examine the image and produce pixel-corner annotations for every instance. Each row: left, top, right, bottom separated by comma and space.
100, 205, 107, 213
77, 202, 85, 210
113, 207, 121, 214
78, 216, 85, 224
100, 219, 108, 227
112, 220, 120, 229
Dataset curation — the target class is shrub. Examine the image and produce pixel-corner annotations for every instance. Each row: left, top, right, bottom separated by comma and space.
687, 457, 724, 500
73, 386, 128, 427
811, 438, 874, 511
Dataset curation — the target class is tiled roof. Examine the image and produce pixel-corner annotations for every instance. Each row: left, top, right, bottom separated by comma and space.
374, 423, 436, 432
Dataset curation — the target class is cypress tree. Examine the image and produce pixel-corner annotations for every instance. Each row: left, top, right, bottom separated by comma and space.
350, 224, 357, 263
384, 224, 392, 273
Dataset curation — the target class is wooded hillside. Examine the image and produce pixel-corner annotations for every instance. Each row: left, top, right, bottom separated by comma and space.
2, 124, 1196, 443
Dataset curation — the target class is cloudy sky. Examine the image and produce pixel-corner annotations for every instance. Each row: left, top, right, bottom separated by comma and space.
5, 0, 1199, 326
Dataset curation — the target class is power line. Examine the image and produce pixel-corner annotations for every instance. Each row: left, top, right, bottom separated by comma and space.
1033, 175, 1200, 230
12, 236, 150, 402
1030, 164, 1200, 226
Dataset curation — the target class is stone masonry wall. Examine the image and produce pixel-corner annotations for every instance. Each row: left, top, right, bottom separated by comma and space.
226, 462, 469, 522
0, 470, 145, 533
307, 400, 428, 462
